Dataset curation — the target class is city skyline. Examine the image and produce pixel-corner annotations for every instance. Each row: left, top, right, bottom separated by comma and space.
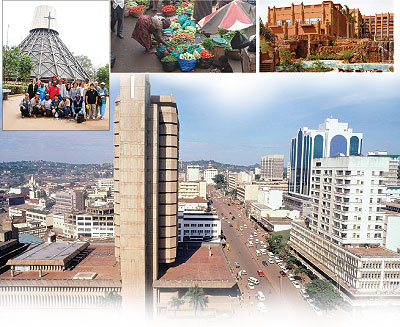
1, 74, 400, 165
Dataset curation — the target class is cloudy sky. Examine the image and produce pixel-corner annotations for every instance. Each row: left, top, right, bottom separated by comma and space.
259, 0, 395, 23
2, 74, 399, 166
2, 0, 109, 68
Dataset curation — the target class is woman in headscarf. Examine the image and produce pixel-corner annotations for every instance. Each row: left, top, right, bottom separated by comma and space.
132, 16, 171, 54
193, 0, 213, 22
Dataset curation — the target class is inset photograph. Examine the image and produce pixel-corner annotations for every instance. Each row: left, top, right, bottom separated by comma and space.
259, 0, 394, 72
111, 0, 256, 73
2, 1, 110, 131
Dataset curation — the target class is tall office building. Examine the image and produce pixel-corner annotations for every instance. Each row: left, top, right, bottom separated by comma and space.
114, 75, 179, 315
367, 151, 399, 187
309, 156, 389, 246
261, 154, 284, 181
289, 118, 363, 198
186, 165, 200, 181
53, 189, 84, 213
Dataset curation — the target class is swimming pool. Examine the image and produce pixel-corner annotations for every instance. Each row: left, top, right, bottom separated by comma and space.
276, 60, 393, 72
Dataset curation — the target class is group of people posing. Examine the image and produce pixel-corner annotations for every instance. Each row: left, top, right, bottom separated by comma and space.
19, 76, 109, 121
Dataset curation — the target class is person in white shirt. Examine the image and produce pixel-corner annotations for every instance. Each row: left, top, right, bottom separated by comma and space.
111, 0, 125, 39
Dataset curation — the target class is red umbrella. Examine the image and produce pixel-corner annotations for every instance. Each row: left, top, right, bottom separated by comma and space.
198, 0, 255, 33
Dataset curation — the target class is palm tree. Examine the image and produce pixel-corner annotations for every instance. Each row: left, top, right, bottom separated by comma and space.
294, 266, 310, 285
169, 296, 184, 316
185, 285, 207, 317
342, 5, 356, 38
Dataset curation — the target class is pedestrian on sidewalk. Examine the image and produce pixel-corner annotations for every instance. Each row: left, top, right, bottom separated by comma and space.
111, 0, 125, 39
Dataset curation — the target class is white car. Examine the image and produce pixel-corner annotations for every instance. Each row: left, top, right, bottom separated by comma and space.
243, 224, 247, 229
288, 276, 295, 282
268, 252, 274, 257
300, 289, 309, 298
268, 258, 274, 264
255, 250, 261, 256
275, 259, 283, 264
288, 273, 294, 278
292, 281, 301, 289
240, 269, 247, 276
255, 239, 259, 244
257, 302, 267, 313
248, 277, 259, 285
260, 241, 265, 245
248, 282, 255, 290
249, 235, 254, 239
254, 232, 258, 236
260, 249, 267, 255
282, 268, 289, 273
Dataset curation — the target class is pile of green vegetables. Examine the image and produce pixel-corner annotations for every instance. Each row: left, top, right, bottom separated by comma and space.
217, 28, 246, 51
161, 55, 178, 62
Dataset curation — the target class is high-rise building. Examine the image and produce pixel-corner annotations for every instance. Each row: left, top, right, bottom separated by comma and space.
203, 168, 218, 184
53, 189, 84, 213
289, 118, 363, 198
178, 181, 207, 199
309, 156, 389, 247
261, 154, 284, 181
363, 13, 394, 40
113, 75, 179, 315
367, 151, 399, 187
186, 165, 200, 181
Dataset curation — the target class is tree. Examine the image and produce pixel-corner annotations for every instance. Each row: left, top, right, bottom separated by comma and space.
259, 18, 276, 42
18, 55, 35, 83
231, 188, 237, 200
266, 234, 284, 253
3, 46, 21, 82
342, 5, 356, 38
185, 285, 207, 316
285, 254, 297, 270
341, 50, 354, 63
305, 279, 343, 311
169, 296, 184, 316
255, 174, 261, 180
294, 266, 310, 284
96, 64, 109, 88
213, 174, 226, 189
75, 55, 96, 79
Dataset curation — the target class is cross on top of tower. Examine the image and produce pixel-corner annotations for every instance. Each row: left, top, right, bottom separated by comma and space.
44, 11, 55, 30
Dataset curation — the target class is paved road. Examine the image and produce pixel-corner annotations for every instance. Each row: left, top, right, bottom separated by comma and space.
209, 188, 317, 319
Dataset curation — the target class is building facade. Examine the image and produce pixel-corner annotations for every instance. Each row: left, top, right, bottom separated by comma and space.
177, 212, 221, 242
261, 155, 284, 181
53, 189, 85, 214
114, 75, 179, 315
76, 205, 114, 239
178, 181, 207, 199
203, 168, 218, 184
363, 13, 394, 40
289, 118, 363, 198
186, 165, 201, 182
310, 156, 389, 247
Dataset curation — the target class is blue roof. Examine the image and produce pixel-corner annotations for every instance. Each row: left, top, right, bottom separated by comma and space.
19, 233, 44, 244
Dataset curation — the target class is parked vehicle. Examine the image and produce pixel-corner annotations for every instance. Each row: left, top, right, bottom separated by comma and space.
300, 289, 309, 299
243, 224, 247, 229
240, 269, 247, 275
256, 291, 265, 301
248, 277, 259, 285
256, 250, 261, 257
234, 261, 240, 268
268, 252, 274, 257
262, 260, 268, 266
254, 232, 258, 236
249, 234, 253, 239
292, 281, 301, 289
255, 239, 259, 244
280, 271, 286, 276
248, 241, 254, 247
268, 258, 274, 264
257, 270, 265, 277
248, 282, 255, 290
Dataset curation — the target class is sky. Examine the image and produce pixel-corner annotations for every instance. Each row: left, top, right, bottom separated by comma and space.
259, 0, 395, 23
2, 0, 109, 68
2, 73, 399, 166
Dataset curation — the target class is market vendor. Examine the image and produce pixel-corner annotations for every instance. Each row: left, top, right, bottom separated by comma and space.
132, 15, 172, 54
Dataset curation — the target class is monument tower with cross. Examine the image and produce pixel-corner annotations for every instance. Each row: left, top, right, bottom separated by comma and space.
19, 5, 88, 81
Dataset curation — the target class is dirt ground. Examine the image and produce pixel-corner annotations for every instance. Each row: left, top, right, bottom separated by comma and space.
111, 4, 255, 73
2, 95, 110, 131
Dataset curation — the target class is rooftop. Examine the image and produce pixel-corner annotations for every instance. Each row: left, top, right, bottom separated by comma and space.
178, 196, 208, 203
347, 246, 400, 258
0, 244, 120, 282
8, 241, 88, 267
154, 245, 235, 289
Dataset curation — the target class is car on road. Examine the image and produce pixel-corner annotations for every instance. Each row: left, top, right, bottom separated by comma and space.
239, 226, 243, 231
249, 235, 253, 239
238, 214, 241, 217
288, 276, 295, 281
255, 250, 261, 257
248, 282, 255, 290
262, 260, 268, 266
257, 302, 267, 313
243, 224, 247, 229
268, 258, 274, 264
268, 252, 274, 257
248, 240, 254, 247
256, 291, 265, 302
240, 269, 247, 276
279, 271, 286, 277
292, 281, 301, 289
260, 249, 267, 255
255, 239, 259, 244
248, 277, 259, 285
257, 270, 265, 277
234, 261, 240, 268
288, 273, 294, 278
261, 244, 267, 249
275, 258, 283, 264
300, 289, 309, 299
254, 232, 258, 236
282, 268, 289, 273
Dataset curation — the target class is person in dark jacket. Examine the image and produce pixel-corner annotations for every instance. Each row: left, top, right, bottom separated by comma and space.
19, 93, 32, 118
27, 78, 38, 99
217, 55, 233, 73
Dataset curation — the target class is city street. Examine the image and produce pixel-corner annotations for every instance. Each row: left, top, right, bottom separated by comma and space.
208, 187, 317, 319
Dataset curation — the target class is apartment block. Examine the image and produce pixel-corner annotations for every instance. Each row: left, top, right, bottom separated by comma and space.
290, 221, 400, 306
367, 152, 399, 187
363, 13, 394, 40
53, 189, 85, 214
310, 156, 389, 247
261, 154, 284, 181
237, 184, 259, 202
76, 205, 114, 239
178, 181, 207, 199
114, 75, 179, 314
